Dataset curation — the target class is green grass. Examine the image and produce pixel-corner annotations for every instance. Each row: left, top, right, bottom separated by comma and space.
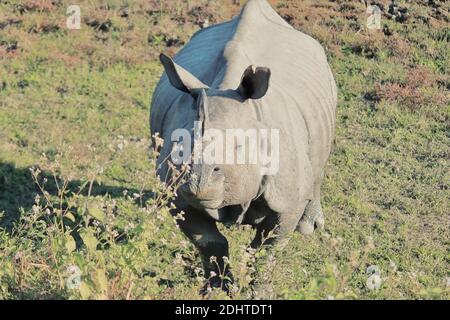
0, 0, 448, 299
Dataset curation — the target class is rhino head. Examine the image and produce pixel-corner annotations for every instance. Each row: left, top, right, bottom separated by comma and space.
159, 54, 276, 221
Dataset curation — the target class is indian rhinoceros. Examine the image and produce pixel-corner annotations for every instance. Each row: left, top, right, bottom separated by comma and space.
150, 0, 337, 293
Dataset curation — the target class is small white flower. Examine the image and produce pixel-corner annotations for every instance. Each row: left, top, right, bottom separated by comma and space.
180, 240, 189, 248
389, 261, 397, 272
14, 252, 22, 262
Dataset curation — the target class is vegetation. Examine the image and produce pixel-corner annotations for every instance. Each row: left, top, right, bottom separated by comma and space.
0, 0, 448, 299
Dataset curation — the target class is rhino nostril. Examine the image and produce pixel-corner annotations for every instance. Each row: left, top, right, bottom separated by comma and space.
213, 166, 221, 173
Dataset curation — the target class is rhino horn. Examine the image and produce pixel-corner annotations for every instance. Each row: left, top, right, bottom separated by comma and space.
237, 65, 271, 100
159, 53, 209, 97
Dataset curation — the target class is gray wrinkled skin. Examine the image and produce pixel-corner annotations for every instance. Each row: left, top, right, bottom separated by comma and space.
150, 0, 337, 293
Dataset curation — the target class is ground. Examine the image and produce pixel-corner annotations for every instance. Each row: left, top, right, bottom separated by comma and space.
0, 0, 448, 299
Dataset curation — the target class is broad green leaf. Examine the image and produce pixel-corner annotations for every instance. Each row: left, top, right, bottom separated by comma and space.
81, 232, 98, 253
65, 235, 76, 253
87, 203, 106, 223
65, 212, 76, 223
79, 282, 92, 299
95, 269, 108, 294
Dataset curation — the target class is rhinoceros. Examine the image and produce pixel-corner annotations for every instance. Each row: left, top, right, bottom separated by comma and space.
150, 0, 337, 293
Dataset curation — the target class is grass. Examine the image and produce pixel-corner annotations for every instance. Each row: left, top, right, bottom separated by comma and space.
0, 0, 449, 299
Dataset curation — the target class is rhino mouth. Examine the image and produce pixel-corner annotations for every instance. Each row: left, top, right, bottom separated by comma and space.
179, 186, 224, 210
198, 200, 224, 210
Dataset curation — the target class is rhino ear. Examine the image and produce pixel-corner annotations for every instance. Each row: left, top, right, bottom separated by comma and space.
159, 53, 209, 96
237, 65, 271, 100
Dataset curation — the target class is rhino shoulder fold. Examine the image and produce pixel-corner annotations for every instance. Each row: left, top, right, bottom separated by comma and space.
263, 152, 314, 215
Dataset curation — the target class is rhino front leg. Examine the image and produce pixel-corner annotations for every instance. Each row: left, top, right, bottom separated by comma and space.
249, 202, 307, 299
175, 207, 233, 295
251, 203, 307, 249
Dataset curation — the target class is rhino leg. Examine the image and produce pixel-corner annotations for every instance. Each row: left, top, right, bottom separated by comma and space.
296, 199, 325, 235
297, 171, 326, 235
175, 207, 233, 295
249, 203, 307, 299
251, 200, 308, 250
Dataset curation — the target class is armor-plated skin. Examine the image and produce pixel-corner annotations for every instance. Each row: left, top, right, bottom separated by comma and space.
150, 0, 337, 293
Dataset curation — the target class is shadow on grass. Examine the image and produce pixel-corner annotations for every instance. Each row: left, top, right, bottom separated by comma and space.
0, 161, 148, 231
